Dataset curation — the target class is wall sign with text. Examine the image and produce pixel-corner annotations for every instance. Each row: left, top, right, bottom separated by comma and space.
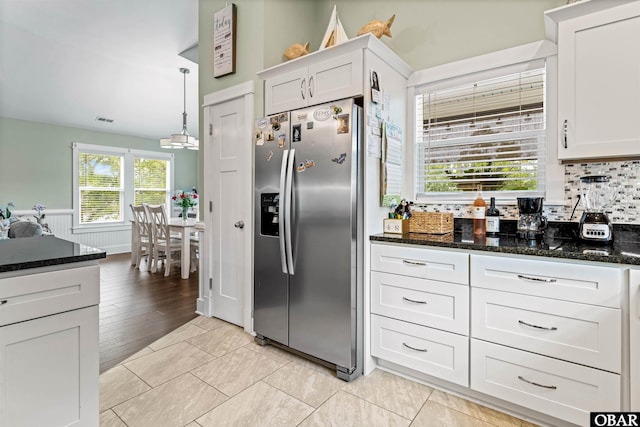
213, 3, 237, 78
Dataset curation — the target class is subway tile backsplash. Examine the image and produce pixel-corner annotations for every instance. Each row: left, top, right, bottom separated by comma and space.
414, 160, 640, 225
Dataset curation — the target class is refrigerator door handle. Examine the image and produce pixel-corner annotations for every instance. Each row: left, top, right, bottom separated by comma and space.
279, 149, 289, 274
285, 148, 296, 275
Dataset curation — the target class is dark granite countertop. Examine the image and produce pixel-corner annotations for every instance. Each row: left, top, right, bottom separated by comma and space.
370, 219, 640, 266
0, 236, 106, 273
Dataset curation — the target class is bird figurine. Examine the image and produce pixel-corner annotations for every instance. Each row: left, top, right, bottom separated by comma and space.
357, 14, 396, 39
283, 42, 310, 60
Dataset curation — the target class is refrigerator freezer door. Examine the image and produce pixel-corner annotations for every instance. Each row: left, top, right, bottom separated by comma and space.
253, 114, 290, 346
287, 99, 360, 369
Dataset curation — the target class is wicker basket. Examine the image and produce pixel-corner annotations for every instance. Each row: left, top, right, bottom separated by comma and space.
408, 212, 454, 234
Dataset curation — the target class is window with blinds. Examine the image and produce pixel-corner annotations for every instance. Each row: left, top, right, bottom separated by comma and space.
415, 67, 545, 199
134, 157, 170, 205
78, 153, 123, 223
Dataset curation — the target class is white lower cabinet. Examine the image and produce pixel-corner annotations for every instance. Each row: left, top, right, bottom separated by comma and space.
471, 339, 620, 426
371, 314, 469, 386
0, 306, 99, 427
371, 271, 469, 335
472, 287, 621, 373
0, 264, 100, 427
370, 242, 627, 426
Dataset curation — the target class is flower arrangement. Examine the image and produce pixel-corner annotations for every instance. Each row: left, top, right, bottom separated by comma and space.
32, 203, 51, 233
172, 191, 198, 209
33, 203, 46, 221
0, 201, 14, 220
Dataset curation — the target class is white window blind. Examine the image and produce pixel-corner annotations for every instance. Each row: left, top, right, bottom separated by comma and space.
134, 157, 170, 205
78, 153, 123, 224
415, 67, 545, 199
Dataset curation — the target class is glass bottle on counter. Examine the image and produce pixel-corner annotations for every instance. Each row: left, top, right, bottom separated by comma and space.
486, 197, 500, 237
473, 189, 486, 235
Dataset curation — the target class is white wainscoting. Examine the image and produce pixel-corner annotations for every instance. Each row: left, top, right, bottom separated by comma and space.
11, 210, 131, 255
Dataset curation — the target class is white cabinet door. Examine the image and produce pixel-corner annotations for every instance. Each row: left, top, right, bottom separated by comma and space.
265, 68, 308, 115
0, 306, 99, 427
472, 287, 621, 372
630, 269, 640, 410
470, 253, 623, 308
371, 314, 469, 386
372, 243, 469, 285
308, 50, 363, 107
471, 339, 620, 426
371, 271, 469, 335
263, 50, 364, 115
557, 2, 640, 159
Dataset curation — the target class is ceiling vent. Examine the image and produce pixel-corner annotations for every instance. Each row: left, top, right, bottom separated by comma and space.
95, 116, 114, 123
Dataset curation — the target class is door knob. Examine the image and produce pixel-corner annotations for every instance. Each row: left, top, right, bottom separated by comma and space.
234, 220, 245, 229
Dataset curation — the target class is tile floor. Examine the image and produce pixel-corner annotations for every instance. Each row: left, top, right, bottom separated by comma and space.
100, 316, 541, 427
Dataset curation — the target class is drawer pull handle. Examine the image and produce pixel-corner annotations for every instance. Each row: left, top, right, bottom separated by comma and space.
402, 260, 427, 267
403, 342, 428, 352
0, 300, 7, 306
518, 375, 557, 390
403, 297, 428, 305
518, 320, 558, 331
517, 274, 556, 283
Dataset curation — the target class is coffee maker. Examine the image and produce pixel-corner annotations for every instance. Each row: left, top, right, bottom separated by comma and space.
517, 197, 547, 239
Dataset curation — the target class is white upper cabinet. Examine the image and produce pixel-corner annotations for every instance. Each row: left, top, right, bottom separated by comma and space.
258, 34, 412, 115
263, 50, 363, 114
546, 0, 640, 160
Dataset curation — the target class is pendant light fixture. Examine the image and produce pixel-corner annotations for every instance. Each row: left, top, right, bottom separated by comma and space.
160, 67, 199, 150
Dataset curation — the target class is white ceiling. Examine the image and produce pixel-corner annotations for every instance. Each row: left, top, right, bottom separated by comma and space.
0, 0, 200, 141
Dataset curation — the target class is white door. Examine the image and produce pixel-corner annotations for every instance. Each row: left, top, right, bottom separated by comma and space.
205, 83, 253, 329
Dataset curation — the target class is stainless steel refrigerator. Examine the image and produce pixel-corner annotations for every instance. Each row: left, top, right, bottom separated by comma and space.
253, 98, 363, 381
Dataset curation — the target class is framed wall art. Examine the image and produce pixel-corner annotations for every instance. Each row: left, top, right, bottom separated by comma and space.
213, 3, 237, 78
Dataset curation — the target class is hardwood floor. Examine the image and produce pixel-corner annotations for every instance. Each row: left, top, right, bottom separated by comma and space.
99, 253, 199, 373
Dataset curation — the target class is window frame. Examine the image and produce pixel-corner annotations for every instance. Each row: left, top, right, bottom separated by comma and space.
72, 142, 175, 233
406, 40, 563, 205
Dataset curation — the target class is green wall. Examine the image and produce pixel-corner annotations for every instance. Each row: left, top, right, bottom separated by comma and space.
321, 0, 565, 70
0, 116, 198, 210
198, 0, 565, 191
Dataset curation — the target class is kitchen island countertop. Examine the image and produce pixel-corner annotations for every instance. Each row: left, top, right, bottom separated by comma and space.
0, 235, 106, 273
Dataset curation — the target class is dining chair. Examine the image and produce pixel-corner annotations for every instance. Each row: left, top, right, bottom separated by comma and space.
130, 204, 151, 271
189, 232, 199, 273
146, 204, 182, 277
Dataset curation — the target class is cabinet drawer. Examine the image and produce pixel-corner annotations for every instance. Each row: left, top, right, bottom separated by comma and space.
371, 271, 468, 335
0, 265, 100, 326
470, 254, 623, 307
371, 244, 469, 284
471, 339, 620, 426
472, 288, 621, 372
371, 314, 469, 386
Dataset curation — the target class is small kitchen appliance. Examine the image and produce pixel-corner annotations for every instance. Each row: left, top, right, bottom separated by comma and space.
578, 175, 616, 243
517, 197, 547, 240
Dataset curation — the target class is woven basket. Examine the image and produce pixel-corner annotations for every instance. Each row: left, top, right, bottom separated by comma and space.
408, 212, 454, 234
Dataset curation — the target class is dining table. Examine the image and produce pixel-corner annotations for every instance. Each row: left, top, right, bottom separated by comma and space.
130, 217, 198, 279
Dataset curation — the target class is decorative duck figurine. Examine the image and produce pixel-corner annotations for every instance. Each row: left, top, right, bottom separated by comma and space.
357, 14, 396, 39
283, 42, 310, 60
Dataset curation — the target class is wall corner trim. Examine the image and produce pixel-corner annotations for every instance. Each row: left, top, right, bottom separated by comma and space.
202, 81, 255, 107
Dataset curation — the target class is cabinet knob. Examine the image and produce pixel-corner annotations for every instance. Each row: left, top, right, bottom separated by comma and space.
563, 119, 568, 149
308, 76, 314, 98
300, 78, 306, 100
234, 220, 245, 229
